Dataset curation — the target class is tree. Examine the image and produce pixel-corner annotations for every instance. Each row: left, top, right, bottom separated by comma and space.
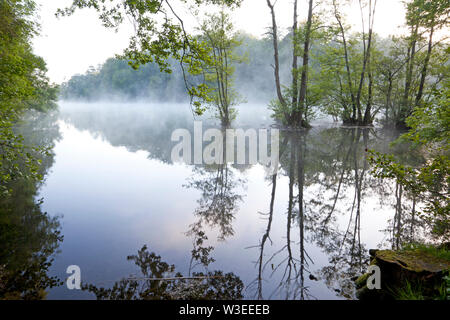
375, 36, 409, 127
355, 0, 378, 125
398, 0, 450, 127
266, 0, 317, 128
369, 78, 449, 242
265, 0, 288, 123
197, 9, 245, 126
331, 0, 357, 123
0, 0, 58, 196
409, 0, 449, 107
318, 0, 380, 126
58, 0, 242, 115
81, 245, 244, 300
296, 0, 314, 127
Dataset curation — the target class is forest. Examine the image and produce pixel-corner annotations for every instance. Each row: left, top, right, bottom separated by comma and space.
59, 0, 449, 129
0, 0, 449, 302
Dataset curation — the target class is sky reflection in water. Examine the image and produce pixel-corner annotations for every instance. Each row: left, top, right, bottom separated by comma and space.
34, 102, 419, 300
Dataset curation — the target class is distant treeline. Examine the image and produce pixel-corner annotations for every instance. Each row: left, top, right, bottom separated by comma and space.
59, 34, 296, 103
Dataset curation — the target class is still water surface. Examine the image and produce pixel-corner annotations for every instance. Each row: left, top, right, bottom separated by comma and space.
29, 102, 420, 300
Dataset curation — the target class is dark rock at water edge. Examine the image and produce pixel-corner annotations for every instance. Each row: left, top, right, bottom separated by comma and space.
355, 248, 450, 300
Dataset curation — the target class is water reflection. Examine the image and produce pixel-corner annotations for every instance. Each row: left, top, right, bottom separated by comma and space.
0, 110, 62, 299
249, 133, 314, 300
184, 130, 247, 242
4, 102, 428, 300
312, 128, 371, 299
248, 126, 426, 300
82, 245, 244, 300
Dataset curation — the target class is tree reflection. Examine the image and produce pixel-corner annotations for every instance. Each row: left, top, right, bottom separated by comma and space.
0, 110, 63, 299
58, 103, 430, 300
184, 128, 247, 242
312, 128, 372, 299
311, 128, 424, 298
370, 129, 426, 249
81, 127, 247, 300
248, 127, 425, 300
249, 133, 315, 300
82, 245, 244, 300
379, 182, 425, 250
184, 164, 245, 242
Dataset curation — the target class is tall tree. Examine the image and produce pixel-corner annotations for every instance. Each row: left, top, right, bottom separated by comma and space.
296, 0, 314, 127
198, 9, 245, 126
0, 0, 57, 195
266, 0, 289, 123
411, 0, 449, 106
267, 0, 316, 128
397, 0, 450, 127
355, 0, 377, 125
331, 0, 357, 123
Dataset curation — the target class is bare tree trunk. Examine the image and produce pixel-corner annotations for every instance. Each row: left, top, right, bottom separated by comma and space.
297, 0, 314, 127
415, 24, 434, 107
332, 0, 356, 123
291, 0, 299, 126
403, 24, 418, 113
385, 75, 393, 126
356, 0, 377, 125
363, 57, 373, 124
266, 0, 288, 120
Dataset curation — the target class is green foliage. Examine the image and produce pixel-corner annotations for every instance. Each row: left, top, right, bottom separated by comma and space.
58, 0, 243, 115
0, 1, 61, 298
392, 277, 449, 300
393, 281, 425, 300
197, 9, 246, 126
445, 272, 450, 300
401, 243, 450, 262
57, 0, 448, 130
82, 245, 244, 300
60, 34, 279, 104
406, 0, 450, 31
0, 0, 58, 196
369, 151, 449, 241
60, 58, 188, 101
401, 79, 450, 148
369, 78, 449, 242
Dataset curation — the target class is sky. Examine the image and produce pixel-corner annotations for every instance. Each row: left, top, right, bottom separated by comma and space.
33, 0, 408, 84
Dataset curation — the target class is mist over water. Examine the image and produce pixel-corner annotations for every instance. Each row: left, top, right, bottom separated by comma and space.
2, 0, 446, 304
20, 101, 422, 300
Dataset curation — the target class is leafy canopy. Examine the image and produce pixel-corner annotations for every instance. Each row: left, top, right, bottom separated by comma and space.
57, 0, 242, 115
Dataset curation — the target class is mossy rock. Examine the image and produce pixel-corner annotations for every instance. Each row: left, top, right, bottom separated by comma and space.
355, 273, 370, 289
355, 248, 450, 300
375, 250, 450, 273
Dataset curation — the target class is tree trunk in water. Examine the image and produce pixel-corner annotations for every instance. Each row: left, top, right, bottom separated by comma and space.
291, 0, 299, 126
266, 0, 288, 122
415, 25, 434, 107
297, 0, 314, 128
356, 0, 377, 125
333, 0, 356, 123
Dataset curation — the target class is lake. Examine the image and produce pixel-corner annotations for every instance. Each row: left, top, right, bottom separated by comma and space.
11, 101, 423, 300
